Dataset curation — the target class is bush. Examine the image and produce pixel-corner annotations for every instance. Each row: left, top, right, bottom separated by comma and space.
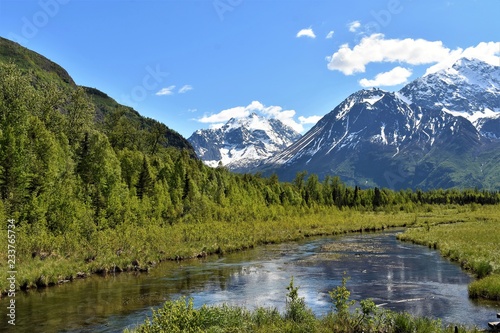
285, 277, 314, 324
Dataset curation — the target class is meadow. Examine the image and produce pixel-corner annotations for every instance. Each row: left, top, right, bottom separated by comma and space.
398, 204, 500, 300
122, 205, 500, 333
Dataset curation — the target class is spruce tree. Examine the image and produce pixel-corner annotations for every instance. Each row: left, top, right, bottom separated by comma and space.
136, 156, 153, 200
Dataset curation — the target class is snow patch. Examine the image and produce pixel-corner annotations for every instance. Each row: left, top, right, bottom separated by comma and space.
380, 124, 388, 145
362, 95, 384, 105
395, 92, 412, 105
443, 107, 500, 125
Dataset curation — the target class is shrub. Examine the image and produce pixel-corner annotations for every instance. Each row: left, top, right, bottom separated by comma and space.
285, 277, 314, 324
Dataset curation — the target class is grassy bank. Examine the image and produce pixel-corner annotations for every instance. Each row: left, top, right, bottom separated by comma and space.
125, 277, 480, 333
397, 204, 500, 300
0, 204, 491, 295
1, 205, 405, 293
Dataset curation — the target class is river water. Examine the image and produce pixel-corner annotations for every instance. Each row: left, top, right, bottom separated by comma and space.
1, 230, 499, 332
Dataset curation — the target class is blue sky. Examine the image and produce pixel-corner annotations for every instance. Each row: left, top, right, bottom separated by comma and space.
1, 0, 499, 137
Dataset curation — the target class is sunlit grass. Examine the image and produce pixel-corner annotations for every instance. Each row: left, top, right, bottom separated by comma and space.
398, 205, 500, 300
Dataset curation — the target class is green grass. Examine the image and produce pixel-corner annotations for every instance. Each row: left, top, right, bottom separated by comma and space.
397, 205, 500, 300
468, 275, 500, 300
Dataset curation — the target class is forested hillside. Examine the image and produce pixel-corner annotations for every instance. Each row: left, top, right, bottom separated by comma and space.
1, 37, 499, 293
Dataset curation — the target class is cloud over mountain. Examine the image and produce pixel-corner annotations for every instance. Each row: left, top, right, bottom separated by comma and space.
197, 101, 319, 133
359, 66, 412, 87
326, 34, 451, 75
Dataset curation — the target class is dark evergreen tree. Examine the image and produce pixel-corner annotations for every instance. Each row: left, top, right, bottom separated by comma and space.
136, 156, 153, 200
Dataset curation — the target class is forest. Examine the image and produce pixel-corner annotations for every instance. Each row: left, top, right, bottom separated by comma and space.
1, 34, 500, 311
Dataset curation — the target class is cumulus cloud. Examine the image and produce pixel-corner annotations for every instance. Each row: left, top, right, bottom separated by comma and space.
326, 34, 500, 78
326, 31, 335, 39
296, 27, 316, 39
197, 102, 259, 124
326, 34, 452, 75
156, 85, 176, 96
197, 101, 320, 133
348, 20, 361, 32
359, 66, 413, 87
178, 85, 193, 93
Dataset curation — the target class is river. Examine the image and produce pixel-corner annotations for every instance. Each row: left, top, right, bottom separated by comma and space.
1, 230, 499, 332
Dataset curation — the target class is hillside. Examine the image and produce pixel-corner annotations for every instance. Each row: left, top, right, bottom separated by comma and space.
0, 37, 194, 155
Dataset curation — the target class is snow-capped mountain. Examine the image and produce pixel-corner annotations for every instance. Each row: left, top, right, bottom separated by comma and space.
260, 58, 500, 190
188, 113, 301, 172
400, 57, 500, 138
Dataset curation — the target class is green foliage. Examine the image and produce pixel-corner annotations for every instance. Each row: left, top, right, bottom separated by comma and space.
285, 277, 313, 324
136, 155, 154, 199
468, 275, 500, 300
329, 274, 355, 319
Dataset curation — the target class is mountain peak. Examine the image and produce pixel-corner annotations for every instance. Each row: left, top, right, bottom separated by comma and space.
400, 56, 500, 122
451, 57, 497, 71
260, 55, 500, 190
188, 114, 301, 171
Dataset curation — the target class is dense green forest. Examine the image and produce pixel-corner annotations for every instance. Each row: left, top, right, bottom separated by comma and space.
1, 38, 500, 301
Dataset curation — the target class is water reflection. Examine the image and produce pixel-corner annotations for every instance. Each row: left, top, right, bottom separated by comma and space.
1, 231, 498, 332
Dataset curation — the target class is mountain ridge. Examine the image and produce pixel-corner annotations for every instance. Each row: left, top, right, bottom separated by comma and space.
258, 58, 500, 190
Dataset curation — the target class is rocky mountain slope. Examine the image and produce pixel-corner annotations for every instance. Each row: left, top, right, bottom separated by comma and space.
188, 113, 301, 172
260, 58, 500, 190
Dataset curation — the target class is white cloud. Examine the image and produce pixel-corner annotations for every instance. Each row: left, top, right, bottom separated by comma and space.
296, 27, 316, 39
348, 20, 361, 32
326, 33, 452, 75
359, 66, 413, 87
209, 123, 225, 130
197, 101, 320, 133
298, 115, 322, 124
156, 85, 176, 96
326, 34, 500, 78
326, 31, 335, 39
178, 85, 193, 93
198, 103, 256, 124
424, 41, 500, 75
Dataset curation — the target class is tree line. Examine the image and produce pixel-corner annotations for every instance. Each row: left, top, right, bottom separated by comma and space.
1, 61, 499, 243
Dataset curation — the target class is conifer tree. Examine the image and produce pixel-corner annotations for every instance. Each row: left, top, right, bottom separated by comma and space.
136, 155, 153, 200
